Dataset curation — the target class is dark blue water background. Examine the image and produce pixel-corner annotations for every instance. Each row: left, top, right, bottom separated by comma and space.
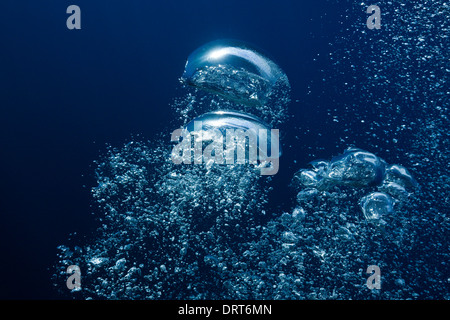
1, 1, 445, 299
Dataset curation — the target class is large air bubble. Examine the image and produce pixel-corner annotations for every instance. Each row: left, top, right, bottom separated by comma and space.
326, 148, 386, 188
291, 148, 418, 228
172, 110, 281, 175
181, 39, 289, 108
293, 148, 387, 190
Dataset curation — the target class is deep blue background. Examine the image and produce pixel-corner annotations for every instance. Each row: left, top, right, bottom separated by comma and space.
0, 0, 352, 299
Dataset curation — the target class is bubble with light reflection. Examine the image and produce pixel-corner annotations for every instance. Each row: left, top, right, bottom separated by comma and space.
181, 40, 289, 108
174, 110, 281, 174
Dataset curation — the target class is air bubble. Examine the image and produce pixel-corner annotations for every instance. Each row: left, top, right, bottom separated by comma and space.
360, 192, 394, 224
181, 39, 288, 107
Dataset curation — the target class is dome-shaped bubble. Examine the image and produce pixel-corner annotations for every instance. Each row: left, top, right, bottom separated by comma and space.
384, 164, 418, 189
185, 110, 272, 132
360, 192, 394, 224
291, 148, 389, 191
294, 169, 321, 188
308, 159, 329, 172
175, 110, 280, 175
326, 148, 386, 188
184, 110, 281, 157
378, 164, 418, 199
181, 39, 288, 107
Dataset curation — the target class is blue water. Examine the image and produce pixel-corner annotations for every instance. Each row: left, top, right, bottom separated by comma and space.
0, 1, 448, 299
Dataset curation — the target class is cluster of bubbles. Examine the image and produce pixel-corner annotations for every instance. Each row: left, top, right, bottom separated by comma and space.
55, 141, 271, 299
309, 0, 449, 298
54, 39, 291, 299
54, 1, 449, 299
293, 147, 418, 225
